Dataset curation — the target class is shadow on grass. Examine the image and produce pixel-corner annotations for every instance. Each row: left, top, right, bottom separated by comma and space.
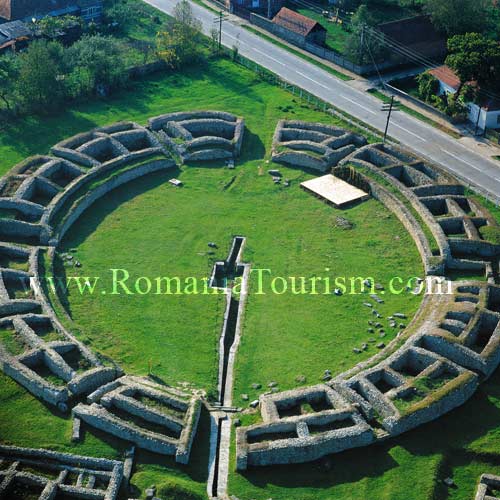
128, 405, 211, 497
240, 127, 266, 163
61, 168, 180, 250
239, 443, 398, 490
239, 370, 500, 492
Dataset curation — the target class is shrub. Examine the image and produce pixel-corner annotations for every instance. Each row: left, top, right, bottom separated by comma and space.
416, 72, 440, 103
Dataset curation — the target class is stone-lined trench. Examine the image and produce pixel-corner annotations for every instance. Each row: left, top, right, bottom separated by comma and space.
207, 236, 249, 498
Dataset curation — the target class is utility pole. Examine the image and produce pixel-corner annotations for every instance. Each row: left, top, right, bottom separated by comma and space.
381, 95, 399, 144
359, 24, 365, 64
213, 10, 229, 52
474, 105, 482, 136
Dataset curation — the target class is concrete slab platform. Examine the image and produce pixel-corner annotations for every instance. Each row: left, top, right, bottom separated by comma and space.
300, 174, 369, 207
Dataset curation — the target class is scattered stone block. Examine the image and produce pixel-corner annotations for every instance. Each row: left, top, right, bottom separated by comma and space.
71, 417, 81, 442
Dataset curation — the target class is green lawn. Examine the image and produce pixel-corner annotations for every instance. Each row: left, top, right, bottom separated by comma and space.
292, 4, 351, 53
58, 163, 422, 397
0, 55, 422, 499
229, 369, 500, 500
0, 44, 496, 500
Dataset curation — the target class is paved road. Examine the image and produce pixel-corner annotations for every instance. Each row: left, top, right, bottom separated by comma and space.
146, 0, 500, 201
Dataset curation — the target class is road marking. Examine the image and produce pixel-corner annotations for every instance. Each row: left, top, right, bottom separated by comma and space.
295, 71, 330, 90
252, 47, 286, 66
339, 95, 377, 115
442, 149, 500, 182
390, 122, 426, 142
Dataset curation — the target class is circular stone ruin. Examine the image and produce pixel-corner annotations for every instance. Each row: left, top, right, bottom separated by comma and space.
0, 113, 498, 500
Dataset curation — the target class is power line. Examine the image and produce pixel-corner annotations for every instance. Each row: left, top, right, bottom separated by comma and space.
365, 25, 500, 103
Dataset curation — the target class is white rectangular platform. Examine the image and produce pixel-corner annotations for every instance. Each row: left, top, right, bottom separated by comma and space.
300, 174, 369, 208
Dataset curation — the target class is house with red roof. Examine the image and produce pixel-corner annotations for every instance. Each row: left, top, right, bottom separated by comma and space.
429, 65, 500, 130
272, 7, 326, 46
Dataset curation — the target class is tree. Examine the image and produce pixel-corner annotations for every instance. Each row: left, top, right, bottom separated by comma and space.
103, 0, 134, 34
16, 40, 65, 111
63, 35, 129, 94
345, 5, 386, 65
0, 54, 18, 112
156, 0, 204, 68
416, 72, 439, 102
424, 0, 493, 36
446, 33, 500, 99
37, 15, 82, 38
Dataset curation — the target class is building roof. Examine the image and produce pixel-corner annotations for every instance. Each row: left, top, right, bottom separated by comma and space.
0, 19, 30, 38
377, 15, 446, 62
429, 65, 461, 91
378, 15, 443, 45
0, 0, 100, 21
272, 7, 325, 37
0, 19, 30, 49
429, 65, 500, 111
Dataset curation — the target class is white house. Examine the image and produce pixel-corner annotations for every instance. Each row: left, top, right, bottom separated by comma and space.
429, 65, 500, 130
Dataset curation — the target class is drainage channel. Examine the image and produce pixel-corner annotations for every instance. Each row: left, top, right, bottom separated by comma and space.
208, 236, 249, 499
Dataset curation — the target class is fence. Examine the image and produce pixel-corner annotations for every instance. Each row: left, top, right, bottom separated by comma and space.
230, 49, 500, 205
248, 12, 393, 76
383, 83, 452, 123
249, 12, 369, 74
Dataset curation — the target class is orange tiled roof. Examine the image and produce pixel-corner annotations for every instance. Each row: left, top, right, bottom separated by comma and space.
272, 7, 324, 37
429, 65, 461, 91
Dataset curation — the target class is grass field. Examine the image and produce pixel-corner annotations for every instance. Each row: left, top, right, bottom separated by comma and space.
229, 368, 500, 500
0, 37, 497, 500
58, 164, 422, 398
0, 55, 423, 499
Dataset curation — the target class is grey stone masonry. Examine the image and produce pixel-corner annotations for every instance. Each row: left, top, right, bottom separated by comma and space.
0, 444, 124, 500
236, 281, 500, 470
271, 120, 367, 172
0, 313, 121, 411
2, 114, 500, 478
339, 143, 500, 277
148, 110, 245, 163
73, 376, 201, 463
474, 473, 500, 500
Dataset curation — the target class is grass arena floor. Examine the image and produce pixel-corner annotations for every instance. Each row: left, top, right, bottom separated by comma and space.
0, 56, 499, 500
